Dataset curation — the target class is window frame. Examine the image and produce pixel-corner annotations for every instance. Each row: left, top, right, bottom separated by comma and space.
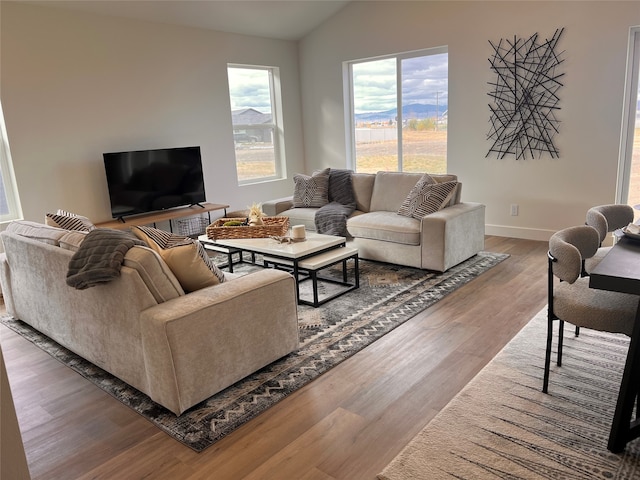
344, 46, 448, 172
227, 64, 286, 186
617, 27, 640, 207
0, 100, 22, 224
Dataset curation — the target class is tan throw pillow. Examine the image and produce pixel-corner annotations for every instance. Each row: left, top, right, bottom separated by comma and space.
45, 209, 96, 232
398, 179, 458, 219
131, 225, 225, 292
293, 168, 330, 207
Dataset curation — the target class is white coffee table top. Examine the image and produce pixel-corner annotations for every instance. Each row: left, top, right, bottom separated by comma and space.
198, 232, 346, 259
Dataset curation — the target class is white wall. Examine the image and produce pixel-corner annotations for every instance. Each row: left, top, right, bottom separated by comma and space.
2, 2, 639, 240
300, 1, 640, 240
0, 2, 305, 224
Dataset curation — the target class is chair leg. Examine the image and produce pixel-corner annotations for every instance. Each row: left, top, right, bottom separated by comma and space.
543, 312, 554, 393
558, 320, 565, 367
575, 325, 580, 337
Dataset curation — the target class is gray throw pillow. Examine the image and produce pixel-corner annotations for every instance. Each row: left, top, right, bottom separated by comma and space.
293, 168, 330, 208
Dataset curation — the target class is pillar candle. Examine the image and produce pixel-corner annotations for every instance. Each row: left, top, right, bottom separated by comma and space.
291, 224, 306, 240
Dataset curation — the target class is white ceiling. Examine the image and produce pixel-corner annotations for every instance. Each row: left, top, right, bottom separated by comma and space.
24, 0, 351, 41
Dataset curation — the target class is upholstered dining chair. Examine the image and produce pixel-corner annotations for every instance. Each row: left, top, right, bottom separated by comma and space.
543, 225, 639, 393
584, 204, 634, 274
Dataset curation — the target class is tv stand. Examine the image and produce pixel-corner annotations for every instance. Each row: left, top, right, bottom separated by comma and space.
95, 203, 229, 230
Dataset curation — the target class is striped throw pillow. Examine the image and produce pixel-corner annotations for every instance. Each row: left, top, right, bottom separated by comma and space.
397, 180, 458, 219
45, 210, 96, 232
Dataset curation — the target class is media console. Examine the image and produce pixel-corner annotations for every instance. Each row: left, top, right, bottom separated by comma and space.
95, 202, 229, 230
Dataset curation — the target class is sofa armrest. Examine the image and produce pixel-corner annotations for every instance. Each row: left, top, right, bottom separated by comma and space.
262, 196, 294, 216
139, 268, 299, 415
420, 202, 486, 272
0, 253, 15, 317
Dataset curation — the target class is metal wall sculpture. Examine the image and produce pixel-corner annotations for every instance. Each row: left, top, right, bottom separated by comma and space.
487, 28, 565, 160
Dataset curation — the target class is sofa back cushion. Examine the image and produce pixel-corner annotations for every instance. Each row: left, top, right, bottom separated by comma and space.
3, 220, 184, 304
6, 220, 68, 245
369, 172, 460, 212
369, 172, 424, 212
351, 173, 376, 212
123, 246, 184, 302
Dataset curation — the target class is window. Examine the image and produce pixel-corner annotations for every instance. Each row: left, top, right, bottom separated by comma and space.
346, 48, 448, 173
0, 100, 22, 223
618, 27, 640, 217
227, 65, 285, 184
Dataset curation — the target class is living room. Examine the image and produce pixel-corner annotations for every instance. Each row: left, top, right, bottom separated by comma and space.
1, 1, 640, 479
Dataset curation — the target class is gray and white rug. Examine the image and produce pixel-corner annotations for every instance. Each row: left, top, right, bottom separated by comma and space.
1, 252, 507, 452
378, 307, 640, 480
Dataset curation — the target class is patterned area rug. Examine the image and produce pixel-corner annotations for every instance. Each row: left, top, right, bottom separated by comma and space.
1, 252, 507, 453
378, 308, 640, 480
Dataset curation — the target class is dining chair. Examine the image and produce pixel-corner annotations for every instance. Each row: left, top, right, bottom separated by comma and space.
584, 204, 634, 274
543, 225, 639, 393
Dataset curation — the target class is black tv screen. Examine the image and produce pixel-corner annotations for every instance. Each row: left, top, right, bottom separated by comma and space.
103, 146, 206, 219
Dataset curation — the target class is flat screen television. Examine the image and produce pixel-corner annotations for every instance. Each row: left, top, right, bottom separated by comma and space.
103, 146, 206, 220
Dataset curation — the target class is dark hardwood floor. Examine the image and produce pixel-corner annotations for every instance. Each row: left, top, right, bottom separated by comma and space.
0, 236, 549, 480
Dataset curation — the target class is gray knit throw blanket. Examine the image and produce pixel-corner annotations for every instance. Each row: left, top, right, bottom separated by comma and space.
66, 228, 145, 290
315, 169, 356, 237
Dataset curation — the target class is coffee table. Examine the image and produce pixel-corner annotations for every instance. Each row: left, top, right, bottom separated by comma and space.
198, 232, 359, 307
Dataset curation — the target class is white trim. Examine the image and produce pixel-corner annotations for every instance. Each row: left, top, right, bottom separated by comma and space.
485, 224, 556, 242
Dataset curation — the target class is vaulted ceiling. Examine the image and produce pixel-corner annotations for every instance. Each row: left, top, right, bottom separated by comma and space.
23, 0, 351, 41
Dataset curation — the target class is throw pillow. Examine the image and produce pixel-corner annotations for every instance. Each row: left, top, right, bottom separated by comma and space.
397, 173, 437, 217
398, 179, 459, 219
45, 209, 96, 232
293, 168, 330, 208
131, 225, 225, 292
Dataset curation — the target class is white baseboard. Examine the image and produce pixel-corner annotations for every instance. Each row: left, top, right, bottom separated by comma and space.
485, 224, 555, 242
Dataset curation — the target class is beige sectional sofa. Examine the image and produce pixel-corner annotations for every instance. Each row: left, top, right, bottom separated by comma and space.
0, 220, 299, 415
263, 171, 486, 272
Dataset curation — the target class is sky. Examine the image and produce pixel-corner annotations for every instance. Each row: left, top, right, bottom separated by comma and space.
228, 67, 273, 114
352, 52, 448, 114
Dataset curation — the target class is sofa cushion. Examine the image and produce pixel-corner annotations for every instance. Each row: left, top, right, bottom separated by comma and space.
280, 207, 318, 231
6, 220, 68, 245
293, 168, 330, 208
123, 245, 184, 302
45, 210, 96, 232
58, 230, 88, 251
347, 211, 421, 245
398, 179, 458, 219
369, 171, 425, 212
351, 173, 376, 213
131, 226, 225, 292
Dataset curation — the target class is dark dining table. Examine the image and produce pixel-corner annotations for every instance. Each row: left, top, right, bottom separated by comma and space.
589, 235, 640, 452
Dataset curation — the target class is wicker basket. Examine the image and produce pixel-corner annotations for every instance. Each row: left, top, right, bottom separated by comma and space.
206, 216, 290, 240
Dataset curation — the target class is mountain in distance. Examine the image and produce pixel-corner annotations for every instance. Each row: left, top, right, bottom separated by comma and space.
355, 103, 448, 123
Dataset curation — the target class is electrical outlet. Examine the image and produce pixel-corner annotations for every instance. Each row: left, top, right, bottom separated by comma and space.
510, 204, 519, 216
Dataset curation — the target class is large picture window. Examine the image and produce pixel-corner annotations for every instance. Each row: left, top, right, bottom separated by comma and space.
346, 48, 448, 173
227, 65, 285, 184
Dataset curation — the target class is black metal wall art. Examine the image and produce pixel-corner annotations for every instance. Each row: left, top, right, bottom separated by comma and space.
487, 28, 565, 160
